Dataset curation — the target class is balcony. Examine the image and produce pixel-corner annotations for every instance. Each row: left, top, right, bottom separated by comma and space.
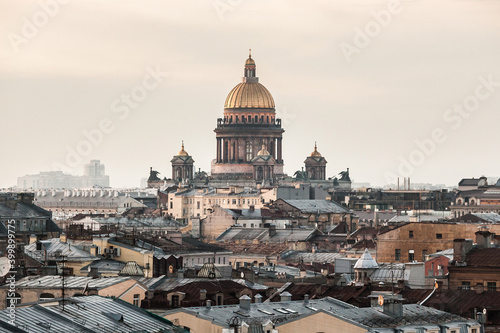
216, 118, 282, 130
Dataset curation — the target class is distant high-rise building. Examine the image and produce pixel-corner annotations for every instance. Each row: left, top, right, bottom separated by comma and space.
17, 160, 110, 189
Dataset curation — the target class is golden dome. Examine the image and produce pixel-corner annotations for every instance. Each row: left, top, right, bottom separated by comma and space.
311, 142, 322, 157
245, 57, 255, 66
224, 82, 275, 109
178, 141, 189, 156
257, 145, 271, 156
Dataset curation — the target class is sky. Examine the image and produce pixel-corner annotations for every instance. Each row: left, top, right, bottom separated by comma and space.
1, 0, 499, 189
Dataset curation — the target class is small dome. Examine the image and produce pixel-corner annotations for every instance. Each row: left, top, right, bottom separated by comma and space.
177, 141, 188, 156
257, 145, 271, 156
354, 249, 378, 269
310, 142, 321, 157
245, 57, 255, 66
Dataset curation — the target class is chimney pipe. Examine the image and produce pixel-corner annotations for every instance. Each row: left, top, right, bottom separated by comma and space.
280, 291, 292, 302
239, 295, 251, 311
206, 300, 212, 309
254, 294, 262, 303
304, 294, 309, 305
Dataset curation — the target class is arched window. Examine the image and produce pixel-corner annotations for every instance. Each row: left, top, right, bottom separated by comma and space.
246, 142, 253, 161
176, 167, 182, 180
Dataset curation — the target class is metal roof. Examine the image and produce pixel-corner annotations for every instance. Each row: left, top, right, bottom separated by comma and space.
10, 275, 132, 290
0, 202, 51, 219
0, 295, 186, 333
217, 227, 320, 242
24, 238, 99, 262
354, 249, 379, 269
281, 200, 350, 214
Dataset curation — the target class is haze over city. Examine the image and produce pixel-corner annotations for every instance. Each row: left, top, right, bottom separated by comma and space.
2, 0, 499, 188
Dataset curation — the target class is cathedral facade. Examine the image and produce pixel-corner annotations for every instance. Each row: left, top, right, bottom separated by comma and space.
210, 53, 284, 184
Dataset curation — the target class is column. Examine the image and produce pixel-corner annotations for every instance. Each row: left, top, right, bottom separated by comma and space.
216, 138, 221, 163
277, 138, 282, 163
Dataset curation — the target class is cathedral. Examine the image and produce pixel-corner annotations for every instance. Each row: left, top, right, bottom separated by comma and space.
147, 52, 351, 188
210, 51, 284, 184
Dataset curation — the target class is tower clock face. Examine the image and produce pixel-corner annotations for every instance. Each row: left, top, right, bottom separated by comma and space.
0, 257, 11, 277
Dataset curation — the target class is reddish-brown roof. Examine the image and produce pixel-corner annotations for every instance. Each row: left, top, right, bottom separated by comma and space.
465, 248, 500, 268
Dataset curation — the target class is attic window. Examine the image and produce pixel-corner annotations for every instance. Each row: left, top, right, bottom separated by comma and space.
274, 308, 289, 314
258, 309, 274, 315
436, 234, 442, 239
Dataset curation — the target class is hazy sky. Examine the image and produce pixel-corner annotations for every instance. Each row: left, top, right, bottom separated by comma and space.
1, 0, 499, 188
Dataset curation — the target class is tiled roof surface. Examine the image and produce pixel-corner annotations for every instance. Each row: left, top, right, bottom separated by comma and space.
465, 248, 500, 267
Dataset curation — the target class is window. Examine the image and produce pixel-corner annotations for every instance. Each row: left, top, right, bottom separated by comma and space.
461, 281, 471, 290
246, 141, 253, 161
395, 249, 401, 261
436, 233, 442, 239
133, 294, 140, 306
488, 282, 497, 291
408, 250, 415, 262
409, 230, 413, 238
422, 249, 428, 259
197, 201, 200, 209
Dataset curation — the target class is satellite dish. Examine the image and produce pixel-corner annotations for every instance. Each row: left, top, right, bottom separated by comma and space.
0, 258, 11, 277
483, 308, 487, 315
378, 295, 384, 306
241, 272, 244, 279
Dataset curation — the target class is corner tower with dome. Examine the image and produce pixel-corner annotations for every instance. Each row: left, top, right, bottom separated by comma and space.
211, 52, 284, 184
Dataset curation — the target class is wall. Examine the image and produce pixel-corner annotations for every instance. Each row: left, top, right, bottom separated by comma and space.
276, 311, 365, 333
164, 311, 224, 333
376, 223, 500, 263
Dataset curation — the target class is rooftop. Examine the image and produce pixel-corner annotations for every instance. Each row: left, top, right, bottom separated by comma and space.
0, 295, 186, 333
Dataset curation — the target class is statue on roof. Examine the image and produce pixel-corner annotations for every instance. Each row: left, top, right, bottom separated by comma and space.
148, 167, 161, 181
294, 167, 308, 180
339, 168, 350, 181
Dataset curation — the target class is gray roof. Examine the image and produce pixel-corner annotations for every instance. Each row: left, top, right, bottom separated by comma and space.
281, 200, 350, 214
93, 216, 180, 228
369, 263, 406, 283
354, 249, 379, 269
79, 260, 126, 274
280, 251, 344, 263
0, 295, 185, 333
388, 215, 441, 223
223, 208, 263, 219
427, 248, 454, 260
0, 201, 51, 219
24, 238, 99, 262
119, 261, 144, 276
9, 275, 132, 289
217, 227, 320, 242
165, 296, 355, 327
471, 212, 500, 223
147, 277, 267, 292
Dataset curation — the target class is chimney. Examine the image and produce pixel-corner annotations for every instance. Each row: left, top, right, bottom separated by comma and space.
268, 224, 276, 237
60, 233, 67, 243
382, 295, 404, 318
89, 245, 98, 256
475, 283, 484, 295
280, 291, 292, 302
304, 294, 309, 305
239, 295, 251, 311
200, 289, 207, 301
254, 294, 262, 303
476, 231, 492, 249
206, 300, 212, 309
29, 234, 38, 244
453, 239, 473, 263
